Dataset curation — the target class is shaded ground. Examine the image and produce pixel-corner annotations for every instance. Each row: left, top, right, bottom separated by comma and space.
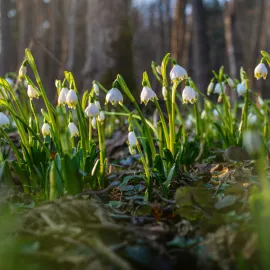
0, 154, 261, 270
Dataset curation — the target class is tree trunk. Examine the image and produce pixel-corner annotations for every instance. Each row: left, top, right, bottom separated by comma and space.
191, 0, 210, 94
171, 0, 187, 64
0, 0, 12, 74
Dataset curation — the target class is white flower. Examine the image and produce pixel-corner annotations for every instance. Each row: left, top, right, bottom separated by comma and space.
85, 103, 99, 118
68, 122, 79, 137
42, 123, 50, 137
0, 112, 9, 127
258, 96, 264, 106
91, 117, 97, 129
214, 82, 225, 94
162, 86, 167, 100
254, 63, 268, 80
27, 85, 40, 100
248, 113, 257, 125
93, 83, 99, 96
95, 100, 101, 110
243, 131, 262, 154
236, 83, 246, 96
140, 86, 157, 105
98, 111, 105, 122
105, 88, 123, 105
207, 82, 215, 95
128, 131, 137, 148
156, 65, 162, 75
170, 64, 188, 81
182, 86, 197, 104
19, 66, 27, 79
66, 89, 78, 109
227, 78, 235, 88
58, 87, 69, 106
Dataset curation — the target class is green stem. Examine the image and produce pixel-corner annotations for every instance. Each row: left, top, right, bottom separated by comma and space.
97, 121, 105, 187
154, 99, 170, 148
194, 102, 200, 137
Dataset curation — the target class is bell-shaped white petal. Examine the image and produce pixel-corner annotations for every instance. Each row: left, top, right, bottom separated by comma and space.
66, 89, 78, 109
182, 86, 197, 104
93, 83, 99, 96
27, 85, 40, 100
207, 82, 215, 95
105, 88, 123, 105
128, 131, 137, 148
162, 86, 167, 100
227, 78, 235, 88
95, 100, 101, 110
91, 117, 97, 129
248, 113, 257, 125
140, 86, 157, 105
236, 83, 246, 96
42, 123, 50, 137
85, 103, 99, 118
170, 64, 188, 81
68, 122, 79, 137
0, 112, 9, 127
254, 63, 268, 80
58, 87, 69, 106
19, 66, 27, 80
98, 111, 105, 122
214, 82, 225, 94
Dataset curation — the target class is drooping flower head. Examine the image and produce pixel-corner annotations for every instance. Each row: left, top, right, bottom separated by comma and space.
93, 83, 99, 96
170, 64, 188, 81
19, 66, 27, 80
42, 123, 50, 137
91, 117, 97, 129
58, 87, 69, 106
227, 77, 235, 88
236, 82, 246, 96
0, 112, 9, 127
98, 111, 105, 123
254, 63, 268, 80
207, 81, 215, 96
27, 85, 40, 100
140, 86, 157, 105
182, 86, 197, 104
85, 103, 99, 118
66, 89, 78, 109
213, 82, 226, 94
68, 122, 79, 137
105, 88, 123, 105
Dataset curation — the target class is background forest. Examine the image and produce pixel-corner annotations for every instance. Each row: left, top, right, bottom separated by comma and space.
0, 0, 268, 101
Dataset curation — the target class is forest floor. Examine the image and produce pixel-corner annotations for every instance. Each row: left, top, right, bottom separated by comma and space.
0, 138, 261, 270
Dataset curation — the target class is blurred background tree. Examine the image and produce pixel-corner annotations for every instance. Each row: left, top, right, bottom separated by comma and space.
0, 0, 269, 101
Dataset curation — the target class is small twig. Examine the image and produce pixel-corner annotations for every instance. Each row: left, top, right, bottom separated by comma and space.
75, 181, 120, 197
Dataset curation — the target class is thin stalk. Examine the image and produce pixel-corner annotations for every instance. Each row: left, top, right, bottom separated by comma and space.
30, 100, 40, 134
193, 102, 200, 137
97, 121, 105, 187
154, 99, 169, 147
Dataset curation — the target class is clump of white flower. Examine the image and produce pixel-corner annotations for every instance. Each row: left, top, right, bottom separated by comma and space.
214, 82, 226, 94
105, 88, 123, 105
128, 131, 137, 155
140, 86, 157, 105
93, 83, 99, 96
66, 89, 78, 109
68, 122, 79, 137
182, 86, 197, 104
85, 103, 99, 118
170, 64, 188, 81
42, 123, 50, 137
98, 111, 105, 123
236, 82, 246, 96
0, 112, 9, 127
27, 85, 40, 100
254, 63, 268, 80
58, 87, 69, 106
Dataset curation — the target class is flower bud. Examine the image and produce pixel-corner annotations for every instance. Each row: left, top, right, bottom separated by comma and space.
66, 89, 78, 109
58, 87, 69, 106
27, 85, 40, 100
68, 122, 79, 137
42, 123, 50, 137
